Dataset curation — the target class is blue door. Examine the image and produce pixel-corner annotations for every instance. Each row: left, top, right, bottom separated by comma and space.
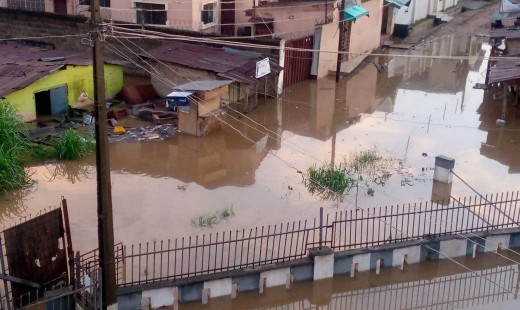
50, 86, 68, 115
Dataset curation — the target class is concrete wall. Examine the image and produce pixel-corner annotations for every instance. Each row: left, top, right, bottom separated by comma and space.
252, 2, 331, 38
5, 64, 122, 121
349, 0, 383, 56
315, 11, 340, 79
116, 227, 520, 309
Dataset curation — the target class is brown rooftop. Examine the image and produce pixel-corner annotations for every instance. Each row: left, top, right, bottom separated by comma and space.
0, 41, 124, 98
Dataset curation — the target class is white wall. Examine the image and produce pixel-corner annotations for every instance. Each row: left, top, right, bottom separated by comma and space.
349, 0, 383, 55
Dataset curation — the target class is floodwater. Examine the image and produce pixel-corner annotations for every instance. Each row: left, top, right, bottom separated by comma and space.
1, 34, 520, 257
179, 250, 520, 309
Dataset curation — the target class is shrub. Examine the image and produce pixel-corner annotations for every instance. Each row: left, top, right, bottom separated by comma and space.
52, 129, 95, 160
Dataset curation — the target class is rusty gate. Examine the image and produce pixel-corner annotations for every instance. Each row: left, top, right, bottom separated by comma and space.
1, 198, 73, 309
284, 35, 314, 88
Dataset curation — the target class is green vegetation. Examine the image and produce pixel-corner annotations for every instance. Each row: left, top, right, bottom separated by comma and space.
0, 103, 30, 192
306, 163, 354, 200
0, 100, 96, 192
192, 206, 236, 228
305, 149, 405, 200
52, 129, 95, 160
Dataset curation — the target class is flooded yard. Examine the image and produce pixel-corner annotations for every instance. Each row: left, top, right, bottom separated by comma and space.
1, 34, 519, 256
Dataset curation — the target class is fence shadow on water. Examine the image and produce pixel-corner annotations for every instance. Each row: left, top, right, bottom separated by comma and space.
78, 191, 520, 288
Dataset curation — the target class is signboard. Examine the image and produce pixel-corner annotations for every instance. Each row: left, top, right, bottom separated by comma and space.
255, 57, 271, 79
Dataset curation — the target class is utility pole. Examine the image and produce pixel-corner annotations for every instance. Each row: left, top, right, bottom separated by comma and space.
91, 0, 117, 308
336, 0, 346, 82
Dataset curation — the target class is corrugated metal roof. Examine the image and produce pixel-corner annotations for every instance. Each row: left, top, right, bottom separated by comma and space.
0, 42, 125, 98
490, 28, 520, 39
143, 41, 282, 84
142, 42, 251, 74
174, 80, 233, 92
488, 58, 520, 84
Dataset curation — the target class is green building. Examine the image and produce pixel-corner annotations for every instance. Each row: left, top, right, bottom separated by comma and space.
0, 42, 123, 122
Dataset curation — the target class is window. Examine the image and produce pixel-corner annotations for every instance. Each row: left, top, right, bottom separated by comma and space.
79, 0, 110, 7
201, 3, 215, 25
135, 2, 167, 25
7, 0, 45, 11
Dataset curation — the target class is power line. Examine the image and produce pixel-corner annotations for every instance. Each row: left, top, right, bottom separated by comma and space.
109, 26, 507, 61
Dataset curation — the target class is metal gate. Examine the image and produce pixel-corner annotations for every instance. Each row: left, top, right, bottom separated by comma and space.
1, 198, 74, 309
284, 35, 314, 88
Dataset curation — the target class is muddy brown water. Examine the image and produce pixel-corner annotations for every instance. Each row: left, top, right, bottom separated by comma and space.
178, 251, 520, 310
1, 34, 519, 259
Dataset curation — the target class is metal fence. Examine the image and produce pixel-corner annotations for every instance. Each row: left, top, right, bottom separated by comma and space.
253, 265, 519, 310
103, 191, 520, 287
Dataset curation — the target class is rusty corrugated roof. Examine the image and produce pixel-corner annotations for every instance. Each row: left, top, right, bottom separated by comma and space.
490, 28, 520, 39
142, 41, 281, 84
0, 42, 124, 98
488, 57, 520, 84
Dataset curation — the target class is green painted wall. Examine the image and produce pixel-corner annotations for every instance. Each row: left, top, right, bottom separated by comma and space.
5, 64, 123, 122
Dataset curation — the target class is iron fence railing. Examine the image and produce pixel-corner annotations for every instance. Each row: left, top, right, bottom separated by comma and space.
79, 191, 520, 287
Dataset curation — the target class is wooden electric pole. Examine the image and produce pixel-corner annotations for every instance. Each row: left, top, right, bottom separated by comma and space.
91, 0, 117, 308
336, 0, 346, 82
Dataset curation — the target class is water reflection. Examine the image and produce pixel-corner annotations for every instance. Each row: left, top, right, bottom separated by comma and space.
478, 91, 520, 173
44, 160, 94, 184
180, 252, 520, 310
0, 185, 34, 224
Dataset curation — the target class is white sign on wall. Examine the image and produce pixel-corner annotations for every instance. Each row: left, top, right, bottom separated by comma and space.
255, 57, 271, 79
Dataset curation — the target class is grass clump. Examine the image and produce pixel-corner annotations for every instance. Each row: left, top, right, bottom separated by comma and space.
52, 129, 95, 160
192, 206, 236, 228
306, 163, 354, 200
305, 149, 407, 200
0, 103, 30, 192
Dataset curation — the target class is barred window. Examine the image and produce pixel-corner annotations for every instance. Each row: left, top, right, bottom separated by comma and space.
79, 0, 111, 7
7, 0, 45, 11
135, 2, 167, 25
201, 3, 215, 25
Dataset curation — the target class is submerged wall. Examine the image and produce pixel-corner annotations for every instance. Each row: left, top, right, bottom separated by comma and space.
116, 227, 520, 309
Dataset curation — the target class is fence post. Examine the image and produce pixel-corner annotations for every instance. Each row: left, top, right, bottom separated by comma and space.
0, 237, 11, 310
319, 207, 323, 250
75, 252, 81, 290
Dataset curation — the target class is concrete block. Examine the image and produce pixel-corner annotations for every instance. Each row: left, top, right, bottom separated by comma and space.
260, 267, 291, 288
140, 296, 150, 310
466, 237, 485, 256
204, 278, 232, 298
202, 288, 209, 305
313, 253, 334, 280
433, 155, 455, 184
142, 287, 175, 308
231, 284, 238, 299
179, 282, 204, 303
510, 232, 520, 249
485, 234, 510, 252
291, 263, 314, 282
333, 256, 353, 276
420, 241, 440, 261
370, 250, 393, 270
352, 253, 370, 272
392, 246, 421, 267
232, 274, 260, 292
440, 239, 467, 258
117, 292, 141, 310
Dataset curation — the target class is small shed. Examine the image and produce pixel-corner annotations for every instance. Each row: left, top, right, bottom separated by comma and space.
171, 80, 232, 137
141, 42, 282, 114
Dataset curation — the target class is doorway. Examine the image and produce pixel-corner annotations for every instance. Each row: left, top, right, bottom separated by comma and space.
35, 85, 68, 119
54, 0, 67, 14
220, 0, 235, 36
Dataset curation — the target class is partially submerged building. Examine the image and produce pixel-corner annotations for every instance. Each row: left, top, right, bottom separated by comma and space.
141, 41, 281, 113
168, 80, 232, 137
0, 41, 123, 122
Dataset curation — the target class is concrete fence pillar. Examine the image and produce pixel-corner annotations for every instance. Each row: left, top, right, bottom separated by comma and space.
308, 247, 334, 281
433, 155, 455, 184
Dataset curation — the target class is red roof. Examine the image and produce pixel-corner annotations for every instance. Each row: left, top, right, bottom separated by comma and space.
141, 41, 281, 84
